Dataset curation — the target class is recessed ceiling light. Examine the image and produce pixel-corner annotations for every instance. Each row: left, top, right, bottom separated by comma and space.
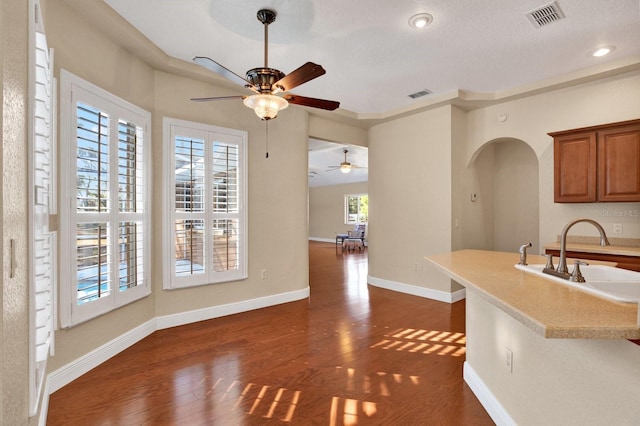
591, 46, 615, 57
408, 13, 433, 29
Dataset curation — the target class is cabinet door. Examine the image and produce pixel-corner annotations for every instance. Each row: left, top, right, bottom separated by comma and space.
597, 124, 640, 202
554, 132, 596, 202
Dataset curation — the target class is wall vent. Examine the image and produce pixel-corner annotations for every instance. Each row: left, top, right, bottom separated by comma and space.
408, 89, 432, 99
526, 1, 565, 28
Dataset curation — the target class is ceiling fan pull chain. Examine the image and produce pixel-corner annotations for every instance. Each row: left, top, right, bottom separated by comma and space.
265, 120, 269, 158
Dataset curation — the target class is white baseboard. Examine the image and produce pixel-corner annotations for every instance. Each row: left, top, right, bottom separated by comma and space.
48, 318, 156, 393
156, 287, 310, 330
367, 275, 466, 303
48, 287, 309, 394
463, 361, 515, 426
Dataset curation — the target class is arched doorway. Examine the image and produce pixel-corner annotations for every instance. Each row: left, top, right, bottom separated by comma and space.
471, 138, 540, 253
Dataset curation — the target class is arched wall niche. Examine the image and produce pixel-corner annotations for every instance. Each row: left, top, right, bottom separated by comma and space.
467, 137, 540, 254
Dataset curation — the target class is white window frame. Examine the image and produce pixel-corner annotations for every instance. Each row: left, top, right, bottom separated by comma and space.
345, 193, 369, 225
59, 69, 151, 327
163, 117, 248, 290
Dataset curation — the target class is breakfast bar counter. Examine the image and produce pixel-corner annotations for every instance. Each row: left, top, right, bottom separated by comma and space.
425, 249, 640, 339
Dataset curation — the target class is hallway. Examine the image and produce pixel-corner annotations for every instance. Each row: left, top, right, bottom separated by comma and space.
48, 241, 493, 425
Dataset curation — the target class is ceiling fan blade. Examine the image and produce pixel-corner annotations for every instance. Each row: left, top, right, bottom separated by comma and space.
190, 95, 245, 102
273, 62, 326, 92
193, 56, 256, 90
284, 94, 340, 111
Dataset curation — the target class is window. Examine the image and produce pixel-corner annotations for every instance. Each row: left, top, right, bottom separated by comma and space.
59, 70, 150, 327
345, 194, 368, 224
163, 118, 247, 289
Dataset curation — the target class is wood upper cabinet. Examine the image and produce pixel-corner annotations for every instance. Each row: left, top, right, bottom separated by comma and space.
550, 119, 640, 203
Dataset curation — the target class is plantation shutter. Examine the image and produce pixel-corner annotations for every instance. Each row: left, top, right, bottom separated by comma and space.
29, 10, 55, 415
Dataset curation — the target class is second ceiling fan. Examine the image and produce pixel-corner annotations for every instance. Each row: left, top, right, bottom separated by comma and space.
328, 149, 366, 174
192, 9, 339, 121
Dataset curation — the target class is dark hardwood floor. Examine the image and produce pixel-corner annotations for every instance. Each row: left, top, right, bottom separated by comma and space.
47, 241, 493, 425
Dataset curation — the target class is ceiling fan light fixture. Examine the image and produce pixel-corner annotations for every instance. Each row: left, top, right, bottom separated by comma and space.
243, 94, 289, 120
340, 163, 352, 173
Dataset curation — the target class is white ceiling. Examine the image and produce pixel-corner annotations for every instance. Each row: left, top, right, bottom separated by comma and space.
100, 0, 640, 186
102, 0, 640, 117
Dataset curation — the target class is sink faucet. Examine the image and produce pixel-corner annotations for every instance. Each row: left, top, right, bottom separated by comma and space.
545, 218, 610, 278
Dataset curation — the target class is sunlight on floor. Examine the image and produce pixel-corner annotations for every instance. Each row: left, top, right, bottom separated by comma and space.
369, 328, 466, 357
330, 396, 377, 426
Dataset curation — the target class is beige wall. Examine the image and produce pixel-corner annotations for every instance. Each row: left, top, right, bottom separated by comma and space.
492, 140, 539, 253
45, 0, 311, 372
458, 70, 640, 425
368, 105, 455, 292
457, 136, 495, 251
2, 0, 31, 423
3, 1, 640, 425
467, 290, 640, 425
465, 72, 640, 249
309, 115, 368, 147
152, 71, 311, 316
470, 139, 540, 253
46, 0, 157, 372
309, 182, 368, 240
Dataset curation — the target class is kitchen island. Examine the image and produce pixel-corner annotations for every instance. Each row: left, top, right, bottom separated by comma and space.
425, 249, 640, 425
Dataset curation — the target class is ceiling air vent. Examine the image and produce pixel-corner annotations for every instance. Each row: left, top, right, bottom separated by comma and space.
526, 1, 565, 28
408, 89, 432, 99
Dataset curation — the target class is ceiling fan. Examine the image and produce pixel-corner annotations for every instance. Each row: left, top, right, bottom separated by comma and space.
328, 149, 366, 174
191, 9, 340, 121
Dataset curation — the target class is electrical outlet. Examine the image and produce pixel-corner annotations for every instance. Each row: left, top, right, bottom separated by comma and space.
613, 223, 623, 234
260, 269, 268, 279
505, 347, 513, 373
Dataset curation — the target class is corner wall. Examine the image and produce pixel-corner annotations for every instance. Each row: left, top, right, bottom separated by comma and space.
368, 105, 454, 293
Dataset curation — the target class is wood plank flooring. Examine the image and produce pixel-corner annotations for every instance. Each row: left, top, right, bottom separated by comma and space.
47, 241, 493, 425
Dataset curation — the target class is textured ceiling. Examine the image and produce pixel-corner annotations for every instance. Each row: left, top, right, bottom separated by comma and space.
100, 0, 640, 186
103, 0, 640, 117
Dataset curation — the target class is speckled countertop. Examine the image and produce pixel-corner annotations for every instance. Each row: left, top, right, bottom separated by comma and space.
425, 250, 640, 340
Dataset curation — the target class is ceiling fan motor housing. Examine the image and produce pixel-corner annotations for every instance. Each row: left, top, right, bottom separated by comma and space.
245, 67, 286, 93
257, 9, 276, 25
